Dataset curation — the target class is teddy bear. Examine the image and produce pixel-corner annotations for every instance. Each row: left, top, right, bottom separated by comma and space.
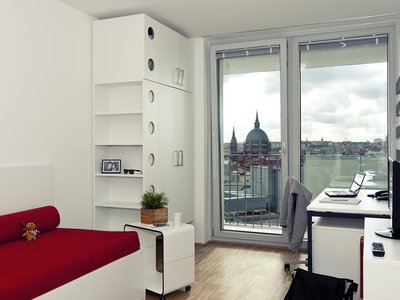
21, 221, 40, 241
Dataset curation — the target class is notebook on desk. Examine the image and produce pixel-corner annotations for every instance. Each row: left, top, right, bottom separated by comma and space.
324, 172, 366, 198
319, 197, 361, 205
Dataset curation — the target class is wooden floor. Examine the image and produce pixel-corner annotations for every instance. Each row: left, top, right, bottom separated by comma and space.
146, 242, 307, 300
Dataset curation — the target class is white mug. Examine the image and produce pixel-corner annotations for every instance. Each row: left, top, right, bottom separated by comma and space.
173, 212, 182, 226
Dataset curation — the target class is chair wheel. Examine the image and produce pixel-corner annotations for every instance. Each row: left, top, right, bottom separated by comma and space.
284, 263, 290, 271
185, 285, 191, 291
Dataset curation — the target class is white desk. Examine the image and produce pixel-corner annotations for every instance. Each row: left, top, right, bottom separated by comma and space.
363, 218, 400, 300
307, 189, 390, 271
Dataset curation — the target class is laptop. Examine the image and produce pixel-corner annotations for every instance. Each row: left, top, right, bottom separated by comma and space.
324, 172, 366, 198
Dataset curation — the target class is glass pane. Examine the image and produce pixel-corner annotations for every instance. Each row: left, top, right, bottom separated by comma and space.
218, 46, 282, 234
300, 35, 388, 197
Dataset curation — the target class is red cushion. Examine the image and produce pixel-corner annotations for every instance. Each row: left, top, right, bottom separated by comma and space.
0, 206, 60, 244
0, 228, 140, 299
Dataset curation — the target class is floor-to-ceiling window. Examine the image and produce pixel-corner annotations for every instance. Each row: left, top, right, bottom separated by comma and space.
210, 20, 395, 245
299, 34, 388, 197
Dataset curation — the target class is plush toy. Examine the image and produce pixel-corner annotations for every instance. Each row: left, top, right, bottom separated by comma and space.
21, 221, 40, 241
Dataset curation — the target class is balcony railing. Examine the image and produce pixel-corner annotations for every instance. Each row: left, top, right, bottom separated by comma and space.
222, 153, 387, 233
223, 153, 282, 232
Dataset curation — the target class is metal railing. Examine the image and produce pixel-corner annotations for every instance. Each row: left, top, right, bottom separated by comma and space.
222, 153, 387, 232
223, 153, 281, 230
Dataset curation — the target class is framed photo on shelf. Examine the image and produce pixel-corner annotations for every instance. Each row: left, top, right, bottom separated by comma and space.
101, 159, 121, 174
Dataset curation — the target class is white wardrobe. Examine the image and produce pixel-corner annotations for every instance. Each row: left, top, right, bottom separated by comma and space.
92, 14, 193, 230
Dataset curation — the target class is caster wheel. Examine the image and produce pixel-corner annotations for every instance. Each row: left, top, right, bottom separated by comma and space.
284, 263, 290, 271
185, 285, 191, 292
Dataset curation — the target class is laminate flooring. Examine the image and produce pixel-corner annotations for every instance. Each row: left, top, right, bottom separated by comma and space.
146, 242, 307, 300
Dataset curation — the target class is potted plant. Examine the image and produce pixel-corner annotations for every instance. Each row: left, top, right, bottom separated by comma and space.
140, 191, 169, 224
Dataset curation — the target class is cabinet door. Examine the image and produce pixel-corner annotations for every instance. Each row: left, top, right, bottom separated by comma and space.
143, 81, 178, 196
143, 81, 193, 222
144, 21, 191, 92
93, 15, 145, 83
157, 25, 180, 88
176, 91, 193, 222
178, 37, 193, 92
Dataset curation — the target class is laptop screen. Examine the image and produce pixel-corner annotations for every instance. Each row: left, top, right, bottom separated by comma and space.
349, 172, 366, 193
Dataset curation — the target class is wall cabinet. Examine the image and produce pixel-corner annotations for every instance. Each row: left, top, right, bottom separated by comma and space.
93, 14, 192, 92
93, 14, 193, 230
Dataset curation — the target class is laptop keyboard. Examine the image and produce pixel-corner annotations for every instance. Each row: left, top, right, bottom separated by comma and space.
329, 191, 353, 196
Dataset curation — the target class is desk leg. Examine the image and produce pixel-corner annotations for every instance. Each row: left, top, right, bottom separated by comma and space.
307, 211, 313, 272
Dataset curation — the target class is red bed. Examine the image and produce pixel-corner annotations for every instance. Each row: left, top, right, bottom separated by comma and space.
0, 206, 141, 300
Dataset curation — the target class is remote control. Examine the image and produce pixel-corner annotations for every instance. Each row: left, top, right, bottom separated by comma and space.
372, 242, 385, 257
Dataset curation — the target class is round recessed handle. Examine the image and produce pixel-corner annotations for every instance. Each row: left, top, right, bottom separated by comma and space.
148, 90, 154, 103
148, 122, 155, 134
148, 59, 155, 71
147, 27, 155, 40
148, 153, 155, 166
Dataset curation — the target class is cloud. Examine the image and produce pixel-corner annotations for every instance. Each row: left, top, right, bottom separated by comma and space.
223, 63, 387, 143
301, 63, 386, 141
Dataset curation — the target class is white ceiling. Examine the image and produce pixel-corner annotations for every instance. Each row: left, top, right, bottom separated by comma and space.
60, 0, 400, 38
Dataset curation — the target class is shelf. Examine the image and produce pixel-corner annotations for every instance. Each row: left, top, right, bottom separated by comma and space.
94, 143, 143, 147
95, 201, 141, 209
94, 111, 142, 116
146, 271, 163, 294
95, 173, 143, 178
94, 81, 143, 114
93, 80, 142, 87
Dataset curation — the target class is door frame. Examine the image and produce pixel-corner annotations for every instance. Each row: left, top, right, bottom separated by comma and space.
209, 38, 289, 245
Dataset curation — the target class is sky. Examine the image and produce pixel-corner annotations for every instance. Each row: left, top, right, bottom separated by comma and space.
223, 62, 387, 143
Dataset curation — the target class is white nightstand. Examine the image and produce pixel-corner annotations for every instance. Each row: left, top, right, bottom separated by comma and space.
125, 222, 195, 299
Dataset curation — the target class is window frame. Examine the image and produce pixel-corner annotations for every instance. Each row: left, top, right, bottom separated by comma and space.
207, 16, 398, 246
288, 25, 397, 180
210, 38, 288, 245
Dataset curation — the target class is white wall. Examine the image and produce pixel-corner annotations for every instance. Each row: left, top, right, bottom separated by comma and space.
0, 0, 93, 228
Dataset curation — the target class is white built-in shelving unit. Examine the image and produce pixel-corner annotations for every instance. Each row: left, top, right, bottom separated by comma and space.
93, 14, 193, 230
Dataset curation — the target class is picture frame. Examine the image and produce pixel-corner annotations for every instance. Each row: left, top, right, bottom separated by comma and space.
101, 159, 121, 174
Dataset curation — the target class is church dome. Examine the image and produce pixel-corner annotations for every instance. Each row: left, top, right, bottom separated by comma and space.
245, 112, 269, 145
245, 128, 269, 145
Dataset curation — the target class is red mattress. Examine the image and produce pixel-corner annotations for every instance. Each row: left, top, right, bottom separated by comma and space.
0, 228, 140, 300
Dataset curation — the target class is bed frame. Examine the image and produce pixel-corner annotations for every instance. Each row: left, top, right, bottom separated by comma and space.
36, 248, 145, 300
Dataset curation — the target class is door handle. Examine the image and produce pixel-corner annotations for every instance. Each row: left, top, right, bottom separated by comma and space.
173, 151, 179, 167
179, 69, 184, 86
178, 150, 184, 166
175, 68, 180, 85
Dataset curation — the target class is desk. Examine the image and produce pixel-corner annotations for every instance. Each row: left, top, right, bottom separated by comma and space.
307, 189, 390, 272
363, 218, 400, 300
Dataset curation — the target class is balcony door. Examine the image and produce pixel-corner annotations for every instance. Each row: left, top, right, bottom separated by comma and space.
210, 39, 288, 243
